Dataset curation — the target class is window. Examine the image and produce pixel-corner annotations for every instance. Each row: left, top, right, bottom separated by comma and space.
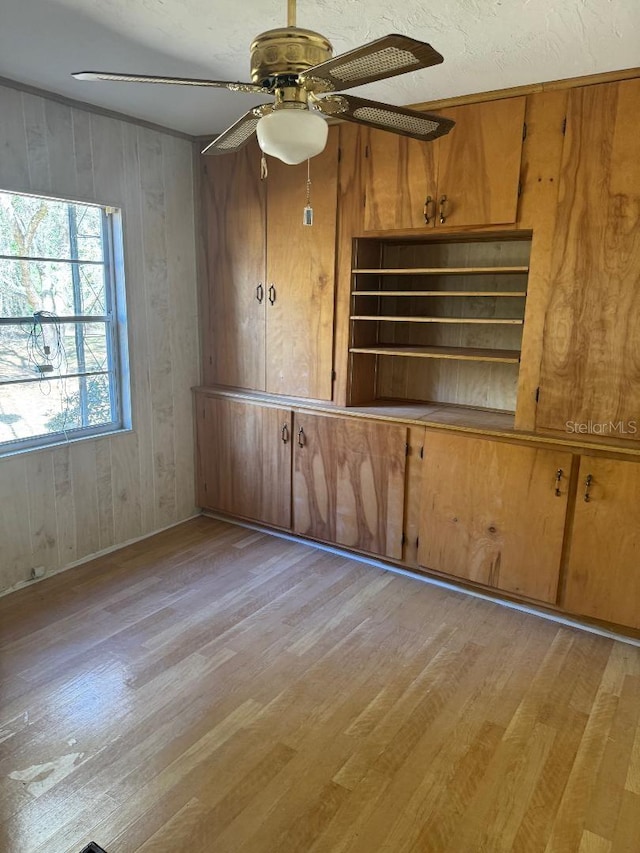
0, 190, 129, 454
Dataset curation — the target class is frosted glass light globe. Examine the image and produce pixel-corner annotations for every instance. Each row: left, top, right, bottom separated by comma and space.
256, 109, 329, 165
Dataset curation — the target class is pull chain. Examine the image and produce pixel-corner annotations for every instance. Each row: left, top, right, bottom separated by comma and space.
260, 151, 268, 181
303, 158, 313, 226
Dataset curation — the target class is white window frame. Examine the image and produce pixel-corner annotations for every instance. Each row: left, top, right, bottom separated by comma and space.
0, 191, 131, 456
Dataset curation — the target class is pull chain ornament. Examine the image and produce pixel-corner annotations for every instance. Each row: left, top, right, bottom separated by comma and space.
303, 158, 313, 226
260, 151, 268, 181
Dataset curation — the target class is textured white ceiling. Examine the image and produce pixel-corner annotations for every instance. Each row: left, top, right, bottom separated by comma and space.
1, 0, 638, 138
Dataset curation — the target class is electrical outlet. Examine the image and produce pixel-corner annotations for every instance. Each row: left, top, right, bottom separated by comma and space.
30, 566, 46, 580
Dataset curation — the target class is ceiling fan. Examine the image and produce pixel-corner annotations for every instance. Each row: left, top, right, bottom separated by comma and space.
73, 0, 455, 165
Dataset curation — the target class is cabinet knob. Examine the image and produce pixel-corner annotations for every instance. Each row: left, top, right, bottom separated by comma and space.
268, 284, 276, 305
423, 195, 433, 224
281, 423, 289, 444
256, 283, 264, 303
439, 195, 448, 224
584, 473, 593, 502
297, 426, 305, 448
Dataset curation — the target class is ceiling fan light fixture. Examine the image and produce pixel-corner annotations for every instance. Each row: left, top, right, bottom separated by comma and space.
256, 108, 328, 165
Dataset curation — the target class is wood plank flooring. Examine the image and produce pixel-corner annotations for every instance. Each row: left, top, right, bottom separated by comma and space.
1, 516, 639, 852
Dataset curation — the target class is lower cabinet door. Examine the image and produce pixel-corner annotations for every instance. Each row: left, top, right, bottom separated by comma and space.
564, 457, 640, 629
418, 432, 572, 603
196, 395, 292, 528
293, 412, 407, 559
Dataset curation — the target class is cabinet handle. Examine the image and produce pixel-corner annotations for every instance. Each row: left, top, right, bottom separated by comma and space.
297, 426, 305, 447
268, 284, 276, 305
584, 473, 593, 502
281, 423, 289, 444
256, 283, 264, 303
439, 195, 447, 224
423, 195, 433, 224
554, 468, 563, 496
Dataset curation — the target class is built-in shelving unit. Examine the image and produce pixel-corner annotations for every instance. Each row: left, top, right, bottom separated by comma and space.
347, 234, 532, 412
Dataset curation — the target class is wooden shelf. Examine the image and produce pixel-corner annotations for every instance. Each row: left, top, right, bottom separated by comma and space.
352, 290, 527, 297
352, 266, 530, 275
350, 316, 524, 325
349, 345, 521, 364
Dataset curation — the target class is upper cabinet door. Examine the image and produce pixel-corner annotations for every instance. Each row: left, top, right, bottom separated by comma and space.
265, 127, 339, 401
418, 431, 571, 603
201, 141, 266, 390
363, 130, 438, 231
435, 97, 526, 228
536, 79, 640, 436
361, 97, 526, 232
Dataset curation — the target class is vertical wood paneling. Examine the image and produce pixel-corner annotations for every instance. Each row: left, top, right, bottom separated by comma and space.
0, 87, 29, 189
71, 107, 95, 199
163, 135, 199, 521
24, 453, 58, 570
22, 93, 50, 192
0, 81, 199, 594
45, 100, 76, 198
121, 121, 154, 535
139, 128, 177, 529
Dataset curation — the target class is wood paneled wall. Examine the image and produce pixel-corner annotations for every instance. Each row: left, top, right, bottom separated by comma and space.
0, 82, 200, 594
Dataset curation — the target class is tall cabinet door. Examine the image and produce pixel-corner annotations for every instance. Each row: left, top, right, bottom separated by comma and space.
201, 141, 266, 390
564, 457, 640, 629
419, 432, 572, 603
265, 128, 339, 400
536, 79, 640, 434
435, 97, 526, 228
196, 395, 292, 529
363, 129, 438, 231
293, 412, 407, 559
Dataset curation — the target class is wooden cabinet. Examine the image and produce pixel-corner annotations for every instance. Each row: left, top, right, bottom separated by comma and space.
563, 456, 640, 629
195, 394, 292, 529
201, 141, 266, 390
293, 412, 407, 559
265, 129, 339, 400
363, 97, 526, 232
536, 79, 640, 436
201, 129, 339, 400
418, 432, 572, 603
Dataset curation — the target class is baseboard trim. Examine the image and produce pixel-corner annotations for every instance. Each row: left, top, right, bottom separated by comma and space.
201, 511, 640, 649
0, 513, 201, 599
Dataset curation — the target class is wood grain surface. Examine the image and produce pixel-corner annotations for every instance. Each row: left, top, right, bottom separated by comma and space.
1, 516, 639, 852
536, 79, 640, 436
563, 456, 640, 629
419, 431, 572, 603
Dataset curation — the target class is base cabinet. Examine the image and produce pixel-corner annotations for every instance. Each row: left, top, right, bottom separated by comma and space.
563, 456, 640, 629
418, 432, 572, 603
196, 395, 292, 529
293, 412, 407, 559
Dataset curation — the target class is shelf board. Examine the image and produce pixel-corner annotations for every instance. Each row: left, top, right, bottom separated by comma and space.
351, 290, 528, 297
350, 316, 524, 325
352, 266, 530, 276
349, 345, 521, 364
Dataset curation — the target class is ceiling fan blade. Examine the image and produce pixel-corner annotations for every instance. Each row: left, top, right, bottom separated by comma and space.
316, 95, 454, 142
201, 107, 270, 155
72, 71, 266, 95
300, 35, 443, 92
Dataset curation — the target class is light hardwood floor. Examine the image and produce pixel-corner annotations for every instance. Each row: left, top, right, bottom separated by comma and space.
1, 517, 639, 852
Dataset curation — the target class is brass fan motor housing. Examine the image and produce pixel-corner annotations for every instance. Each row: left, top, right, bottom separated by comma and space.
250, 27, 333, 85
